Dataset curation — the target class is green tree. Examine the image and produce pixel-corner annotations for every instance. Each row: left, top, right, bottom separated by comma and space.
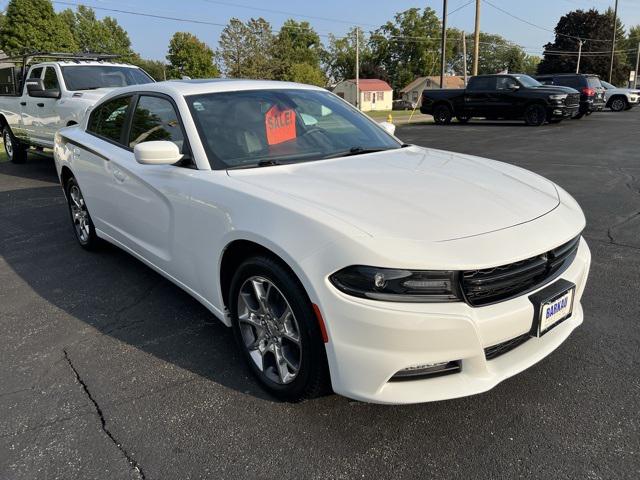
218, 17, 274, 79
130, 56, 166, 81
60, 6, 132, 55
166, 32, 218, 79
324, 27, 384, 83
538, 8, 629, 84
271, 19, 325, 85
0, 0, 77, 55
368, 7, 441, 91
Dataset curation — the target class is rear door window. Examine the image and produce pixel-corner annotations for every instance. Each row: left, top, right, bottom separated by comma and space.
87, 96, 132, 145
468, 77, 496, 91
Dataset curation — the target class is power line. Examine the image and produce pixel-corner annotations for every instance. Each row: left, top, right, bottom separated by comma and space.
482, 0, 615, 43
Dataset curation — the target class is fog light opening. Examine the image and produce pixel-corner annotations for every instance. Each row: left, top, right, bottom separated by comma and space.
389, 360, 461, 382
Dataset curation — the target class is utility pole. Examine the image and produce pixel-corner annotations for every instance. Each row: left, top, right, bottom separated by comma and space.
355, 27, 360, 110
634, 43, 640, 89
462, 30, 468, 86
576, 40, 583, 74
472, 0, 480, 76
608, 0, 619, 83
440, 0, 448, 88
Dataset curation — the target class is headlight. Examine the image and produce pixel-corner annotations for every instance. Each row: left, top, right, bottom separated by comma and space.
329, 266, 461, 302
549, 94, 568, 101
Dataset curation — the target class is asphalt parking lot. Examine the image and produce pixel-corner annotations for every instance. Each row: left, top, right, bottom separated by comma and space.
1, 111, 639, 480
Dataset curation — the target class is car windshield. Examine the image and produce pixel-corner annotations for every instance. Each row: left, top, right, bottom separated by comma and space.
187, 89, 401, 169
61, 66, 154, 91
512, 75, 543, 88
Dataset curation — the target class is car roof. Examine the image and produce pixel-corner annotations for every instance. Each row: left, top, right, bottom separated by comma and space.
99, 79, 326, 99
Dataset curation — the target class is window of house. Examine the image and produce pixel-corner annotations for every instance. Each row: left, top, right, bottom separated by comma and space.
378, 91, 384, 101
364, 91, 371, 101
87, 96, 132, 144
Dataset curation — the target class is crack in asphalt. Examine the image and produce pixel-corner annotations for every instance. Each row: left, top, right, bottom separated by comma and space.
63, 349, 146, 480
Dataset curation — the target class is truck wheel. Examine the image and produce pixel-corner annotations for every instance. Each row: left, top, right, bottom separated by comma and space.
524, 104, 546, 126
456, 115, 471, 124
433, 105, 452, 125
609, 97, 627, 112
3, 126, 27, 164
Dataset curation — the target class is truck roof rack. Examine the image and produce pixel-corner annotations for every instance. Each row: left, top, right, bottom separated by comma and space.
0, 51, 123, 64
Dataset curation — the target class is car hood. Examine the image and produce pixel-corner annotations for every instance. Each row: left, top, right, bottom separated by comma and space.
228, 146, 560, 241
71, 88, 118, 101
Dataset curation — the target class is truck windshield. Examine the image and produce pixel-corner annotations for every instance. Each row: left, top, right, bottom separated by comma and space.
512, 75, 543, 88
187, 89, 401, 169
61, 66, 154, 91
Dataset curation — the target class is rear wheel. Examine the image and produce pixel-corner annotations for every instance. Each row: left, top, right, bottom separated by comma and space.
3, 126, 27, 164
524, 104, 546, 126
229, 256, 331, 402
609, 96, 627, 112
433, 104, 453, 125
66, 176, 99, 250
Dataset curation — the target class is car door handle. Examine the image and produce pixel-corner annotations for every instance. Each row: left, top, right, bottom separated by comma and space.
112, 168, 127, 182
20, 101, 27, 106
37, 103, 45, 107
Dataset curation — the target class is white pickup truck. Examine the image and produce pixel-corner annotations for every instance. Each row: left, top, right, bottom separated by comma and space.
0, 55, 154, 163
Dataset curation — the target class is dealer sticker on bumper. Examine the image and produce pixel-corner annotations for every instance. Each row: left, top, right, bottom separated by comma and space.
540, 289, 574, 333
529, 279, 576, 337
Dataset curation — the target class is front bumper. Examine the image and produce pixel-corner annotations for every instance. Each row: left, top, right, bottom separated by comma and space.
319, 237, 591, 404
550, 104, 579, 118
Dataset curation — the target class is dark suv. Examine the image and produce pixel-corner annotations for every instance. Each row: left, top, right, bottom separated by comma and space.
534, 74, 606, 118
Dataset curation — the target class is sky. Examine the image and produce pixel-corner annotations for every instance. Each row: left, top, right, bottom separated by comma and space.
4, 0, 640, 61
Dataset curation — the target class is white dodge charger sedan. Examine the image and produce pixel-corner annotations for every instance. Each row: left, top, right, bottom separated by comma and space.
54, 80, 591, 404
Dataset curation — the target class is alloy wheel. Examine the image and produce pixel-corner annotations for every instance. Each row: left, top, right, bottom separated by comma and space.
3, 131, 13, 159
237, 276, 302, 385
69, 185, 90, 243
611, 98, 625, 111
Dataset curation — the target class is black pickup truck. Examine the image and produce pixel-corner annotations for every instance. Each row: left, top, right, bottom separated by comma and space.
420, 74, 580, 126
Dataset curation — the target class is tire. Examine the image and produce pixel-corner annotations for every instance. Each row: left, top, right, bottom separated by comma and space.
433, 104, 453, 125
3, 126, 27, 164
609, 96, 627, 112
524, 104, 546, 126
229, 255, 331, 402
65, 176, 99, 250
456, 115, 471, 123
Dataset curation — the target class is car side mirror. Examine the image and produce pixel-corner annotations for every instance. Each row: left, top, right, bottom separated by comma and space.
134, 141, 183, 165
378, 121, 396, 136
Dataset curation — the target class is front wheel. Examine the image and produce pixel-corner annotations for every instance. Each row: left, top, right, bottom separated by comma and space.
433, 104, 453, 125
66, 176, 99, 250
229, 256, 331, 402
3, 126, 27, 164
609, 97, 627, 112
524, 104, 546, 126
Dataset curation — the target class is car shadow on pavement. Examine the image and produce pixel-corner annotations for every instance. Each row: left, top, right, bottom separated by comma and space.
0, 157, 275, 402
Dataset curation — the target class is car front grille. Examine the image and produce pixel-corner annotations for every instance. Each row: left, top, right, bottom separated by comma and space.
565, 93, 580, 106
484, 333, 531, 360
461, 236, 581, 307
